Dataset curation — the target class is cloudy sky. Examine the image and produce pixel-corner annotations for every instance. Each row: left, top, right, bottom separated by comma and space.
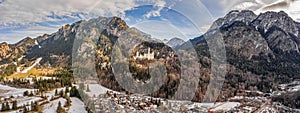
0, 0, 300, 43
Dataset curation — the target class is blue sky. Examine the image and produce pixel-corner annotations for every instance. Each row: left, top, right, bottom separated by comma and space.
0, 0, 299, 43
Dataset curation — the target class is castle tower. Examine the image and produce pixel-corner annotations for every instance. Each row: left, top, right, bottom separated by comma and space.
148, 47, 150, 60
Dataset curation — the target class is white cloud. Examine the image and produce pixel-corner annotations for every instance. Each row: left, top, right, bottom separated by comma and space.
0, 0, 136, 25
207, 0, 300, 21
0, 0, 137, 43
229, 0, 300, 21
144, 0, 166, 18
0, 0, 214, 43
218, 0, 250, 12
2, 0, 299, 44
231, 1, 262, 11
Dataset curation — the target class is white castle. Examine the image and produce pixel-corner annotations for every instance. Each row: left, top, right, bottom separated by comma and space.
133, 47, 154, 60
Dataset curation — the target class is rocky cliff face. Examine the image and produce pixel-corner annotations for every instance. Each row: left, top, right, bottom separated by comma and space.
253, 11, 300, 53
191, 10, 300, 102
0, 42, 19, 62
220, 21, 272, 58
210, 10, 300, 54
0, 37, 35, 65
210, 10, 257, 30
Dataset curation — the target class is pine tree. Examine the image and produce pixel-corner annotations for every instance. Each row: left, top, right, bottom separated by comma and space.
23, 105, 28, 113
29, 91, 34, 96
5, 102, 10, 110
12, 100, 18, 110
65, 87, 69, 93
55, 89, 58, 96
59, 90, 64, 97
70, 86, 79, 98
35, 101, 39, 111
158, 99, 162, 106
31, 101, 38, 111
57, 101, 62, 111
23, 90, 29, 96
30, 101, 34, 110
1, 103, 6, 111
86, 84, 90, 92
64, 97, 71, 107
56, 101, 66, 113
150, 97, 153, 103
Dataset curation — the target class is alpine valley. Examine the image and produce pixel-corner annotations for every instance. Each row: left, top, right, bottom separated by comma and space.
0, 10, 300, 113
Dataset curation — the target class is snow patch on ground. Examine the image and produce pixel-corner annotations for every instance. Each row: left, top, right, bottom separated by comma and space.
68, 97, 87, 113
43, 88, 65, 101
279, 80, 300, 92
43, 98, 66, 113
83, 84, 113, 97
188, 102, 215, 110
0, 84, 36, 98
16, 96, 43, 107
17, 56, 24, 61
21, 57, 42, 73
211, 102, 240, 112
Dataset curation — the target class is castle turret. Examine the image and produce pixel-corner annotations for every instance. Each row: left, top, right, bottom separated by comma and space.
134, 47, 154, 60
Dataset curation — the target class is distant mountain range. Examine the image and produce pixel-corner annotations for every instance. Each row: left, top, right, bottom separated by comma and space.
166, 37, 185, 49
1, 10, 300, 108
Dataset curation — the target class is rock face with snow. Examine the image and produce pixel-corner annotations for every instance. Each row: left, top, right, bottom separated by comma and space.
190, 10, 300, 103
0, 16, 145, 68
253, 11, 300, 53
210, 10, 300, 53
210, 10, 257, 30
166, 37, 185, 49
220, 21, 272, 58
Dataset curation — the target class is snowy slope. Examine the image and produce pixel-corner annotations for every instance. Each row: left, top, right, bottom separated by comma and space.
68, 97, 87, 113
0, 84, 36, 97
42, 98, 66, 113
211, 102, 240, 112
21, 57, 42, 73
81, 84, 114, 97
43, 88, 66, 101
16, 96, 43, 107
